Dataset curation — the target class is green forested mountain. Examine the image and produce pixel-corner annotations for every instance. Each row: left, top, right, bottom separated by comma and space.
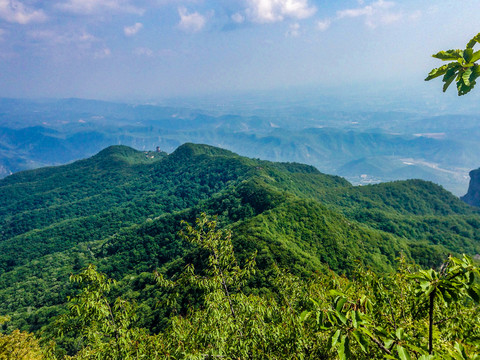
1, 143, 480, 357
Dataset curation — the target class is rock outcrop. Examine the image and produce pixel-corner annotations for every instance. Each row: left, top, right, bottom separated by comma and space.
461, 168, 480, 207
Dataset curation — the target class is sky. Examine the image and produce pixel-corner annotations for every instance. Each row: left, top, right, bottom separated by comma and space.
1, 0, 480, 104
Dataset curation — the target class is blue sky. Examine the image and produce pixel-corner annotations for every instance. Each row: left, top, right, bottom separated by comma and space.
1, 0, 480, 103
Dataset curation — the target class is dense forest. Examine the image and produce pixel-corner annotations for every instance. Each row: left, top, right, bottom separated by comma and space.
1, 143, 480, 359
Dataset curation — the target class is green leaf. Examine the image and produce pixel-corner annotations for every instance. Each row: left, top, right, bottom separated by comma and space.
336, 297, 347, 312
299, 310, 310, 322
457, 78, 473, 96
384, 339, 395, 349
464, 48, 474, 63
335, 310, 348, 325
359, 329, 376, 347
374, 326, 389, 338
352, 330, 368, 353
331, 329, 341, 349
463, 68, 473, 86
467, 271, 475, 285
396, 327, 405, 340
317, 310, 324, 326
420, 280, 431, 291
466, 32, 480, 48
405, 343, 429, 355
397, 345, 412, 360
432, 49, 463, 61
354, 309, 365, 326
443, 73, 457, 92
467, 286, 480, 302
352, 310, 358, 328
454, 341, 467, 358
445, 342, 469, 360
473, 64, 480, 76
425, 64, 450, 81
471, 50, 480, 63
337, 335, 350, 360
441, 64, 460, 90
329, 289, 344, 297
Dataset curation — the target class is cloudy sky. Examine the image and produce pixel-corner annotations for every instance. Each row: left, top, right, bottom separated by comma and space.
1, 0, 480, 101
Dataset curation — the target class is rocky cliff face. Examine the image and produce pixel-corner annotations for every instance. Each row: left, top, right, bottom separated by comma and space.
461, 168, 480, 207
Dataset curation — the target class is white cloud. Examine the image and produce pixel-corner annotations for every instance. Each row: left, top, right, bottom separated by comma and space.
28, 29, 98, 45
0, 0, 47, 24
231, 12, 245, 24
57, 0, 144, 15
124, 22, 143, 36
409, 10, 421, 21
28, 28, 113, 59
94, 47, 111, 58
28, 29, 64, 43
376, 11, 401, 25
134, 47, 153, 56
245, 0, 316, 23
178, 6, 206, 33
337, 0, 394, 18
78, 32, 96, 42
316, 19, 330, 31
337, 0, 402, 28
158, 48, 176, 57
286, 22, 300, 37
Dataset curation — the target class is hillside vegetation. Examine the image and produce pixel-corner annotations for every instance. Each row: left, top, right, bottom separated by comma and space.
1, 143, 480, 358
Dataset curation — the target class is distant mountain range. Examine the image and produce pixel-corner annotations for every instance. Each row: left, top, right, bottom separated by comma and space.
1, 97, 479, 195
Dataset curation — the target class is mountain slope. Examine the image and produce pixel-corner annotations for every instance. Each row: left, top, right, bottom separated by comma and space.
0, 143, 479, 334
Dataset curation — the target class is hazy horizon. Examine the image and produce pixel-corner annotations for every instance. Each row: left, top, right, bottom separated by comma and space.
1, 0, 480, 104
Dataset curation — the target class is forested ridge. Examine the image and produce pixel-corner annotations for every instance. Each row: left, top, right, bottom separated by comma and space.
1, 143, 480, 359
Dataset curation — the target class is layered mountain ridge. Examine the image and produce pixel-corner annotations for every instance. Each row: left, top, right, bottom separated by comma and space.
2, 98, 479, 195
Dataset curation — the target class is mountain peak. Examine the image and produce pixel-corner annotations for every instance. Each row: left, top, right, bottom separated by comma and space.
97, 144, 137, 155
95, 145, 140, 159
170, 143, 238, 160
91, 145, 165, 167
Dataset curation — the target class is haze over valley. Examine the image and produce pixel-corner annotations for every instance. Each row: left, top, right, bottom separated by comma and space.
1, 94, 480, 196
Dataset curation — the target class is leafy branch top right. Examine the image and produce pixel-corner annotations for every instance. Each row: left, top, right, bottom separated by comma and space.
425, 32, 480, 96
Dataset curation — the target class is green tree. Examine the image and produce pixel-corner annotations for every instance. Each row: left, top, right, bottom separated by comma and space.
0, 316, 45, 360
17, 214, 478, 359
425, 32, 480, 95
55, 265, 158, 359
155, 214, 331, 359
408, 255, 480, 355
